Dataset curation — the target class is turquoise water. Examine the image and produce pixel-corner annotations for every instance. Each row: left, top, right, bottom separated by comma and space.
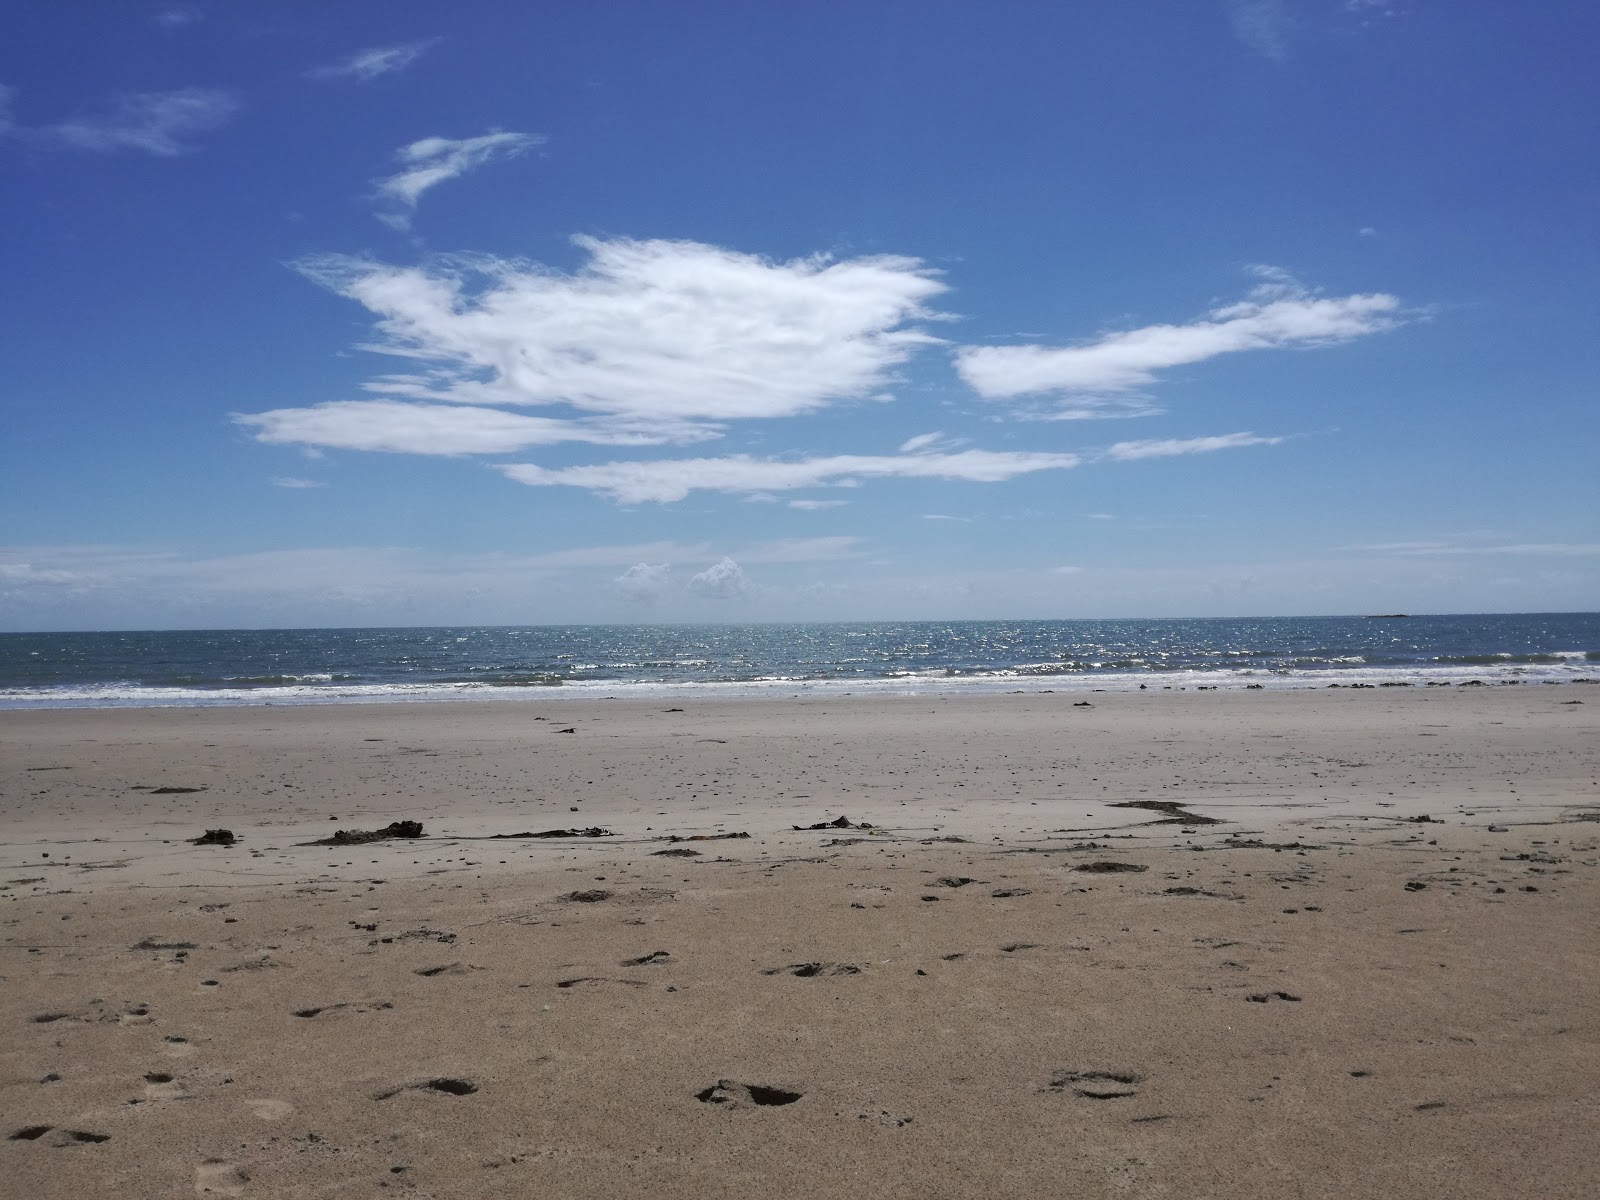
1, 614, 1595, 709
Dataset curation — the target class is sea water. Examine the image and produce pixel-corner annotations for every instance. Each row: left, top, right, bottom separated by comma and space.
1, 614, 1595, 709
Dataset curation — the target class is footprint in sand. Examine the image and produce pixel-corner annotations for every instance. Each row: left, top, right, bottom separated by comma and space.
555, 976, 648, 989
761, 962, 862, 977
144, 1072, 186, 1102
1046, 1069, 1143, 1100
695, 1080, 803, 1109
195, 1159, 249, 1195
292, 1000, 394, 1018
621, 950, 672, 966
164, 1035, 197, 1057
372, 1077, 478, 1100
244, 1099, 293, 1121
10, 1127, 112, 1147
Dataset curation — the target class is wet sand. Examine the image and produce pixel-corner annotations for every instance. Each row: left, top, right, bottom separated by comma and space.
3, 687, 1598, 1197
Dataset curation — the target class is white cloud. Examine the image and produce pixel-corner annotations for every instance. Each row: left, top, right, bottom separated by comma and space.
789, 499, 848, 510
270, 476, 326, 489
1351, 541, 1600, 558
688, 557, 752, 599
1226, 0, 1290, 58
1104, 432, 1283, 461
7, 540, 1596, 629
1358, 226, 1378, 238
954, 270, 1401, 416
499, 448, 1081, 504
613, 562, 671, 603
0, 537, 866, 625
0, 562, 87, 587
155, 7, 201, 29
24, 88, 238, 155
310, 40, 438, 83
476, 536, 863, 571
373, 131, 540, 228
234, 399, 702, 456
923, 514, 971, 522
274, 238, 947, 440
899, 431, 945, 453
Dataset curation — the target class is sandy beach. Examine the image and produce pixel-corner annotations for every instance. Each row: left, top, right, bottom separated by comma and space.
3, 686, 1598, 1197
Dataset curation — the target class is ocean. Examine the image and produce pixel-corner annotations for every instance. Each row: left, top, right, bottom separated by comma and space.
0, 614, 1595, 710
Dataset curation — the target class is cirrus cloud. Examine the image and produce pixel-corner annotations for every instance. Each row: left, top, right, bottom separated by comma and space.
235, 399, 710, 456
499, 448, 1083, 505
374, 131, 540, 228
7, 86, 238, 156
1104, 432, 1284, 461
310, 40, 439, 83
954, 268, 1403, 417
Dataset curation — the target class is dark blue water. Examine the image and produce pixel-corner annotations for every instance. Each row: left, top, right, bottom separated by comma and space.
1, 615, 1595, 709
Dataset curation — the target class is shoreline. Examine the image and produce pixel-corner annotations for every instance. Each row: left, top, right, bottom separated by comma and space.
4, 661, 1598, 712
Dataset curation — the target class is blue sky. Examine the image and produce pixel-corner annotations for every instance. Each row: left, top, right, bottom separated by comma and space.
2, 1, 1595, 629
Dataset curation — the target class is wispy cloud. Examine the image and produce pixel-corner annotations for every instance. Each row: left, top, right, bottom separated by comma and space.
518, 537, 861, 568
1350, 541, 1600, 558
0, 537, 868, 623
270, 476, 326, 489
955, 268, 1402, 417
10, 87, 238, 156
154, 7, 201, 29
499, 449, 1081, 505
373, 131, 540, 228
1104, 432, 1283, 461
243, 238, 948, 452
1226, 0, 1290, 59
899, 431, 968, 453
923, 513, 972, 522
310, 40, 438, 83
789, 499, 848, 510
235, 399, 701, 456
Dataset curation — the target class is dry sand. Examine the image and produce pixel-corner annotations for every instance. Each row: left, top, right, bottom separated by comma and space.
2, 687, 1597, 1197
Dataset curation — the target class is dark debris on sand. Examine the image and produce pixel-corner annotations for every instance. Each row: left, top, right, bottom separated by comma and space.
1107, 800, 1222, 826
695, 1080, 803, 1108
1073, 861, 1149, 874
189, 829, 236, 846
312, 821, 424, 846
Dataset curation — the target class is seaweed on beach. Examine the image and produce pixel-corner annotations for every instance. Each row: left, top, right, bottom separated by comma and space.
312, 821, 424, 846
1106, 800, 1222, 826
1072, 861, 1148, 874
488, 827, 614, 839
794, 816, 873, 830
189, 829, 236, 846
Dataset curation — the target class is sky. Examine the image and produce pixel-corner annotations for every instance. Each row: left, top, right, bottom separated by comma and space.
2, 0, 1596, 629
